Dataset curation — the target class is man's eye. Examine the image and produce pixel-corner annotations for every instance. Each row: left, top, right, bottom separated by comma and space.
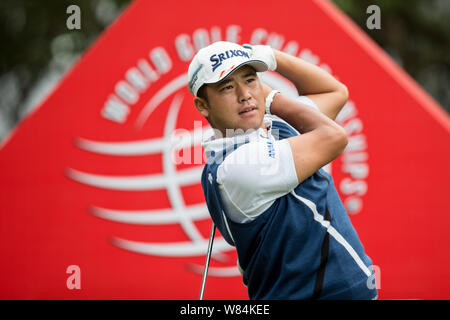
221, 85, 233, 91
247, 78, 255, 83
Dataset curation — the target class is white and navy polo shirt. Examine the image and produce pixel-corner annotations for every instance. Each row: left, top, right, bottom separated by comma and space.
200, 96, 378, 300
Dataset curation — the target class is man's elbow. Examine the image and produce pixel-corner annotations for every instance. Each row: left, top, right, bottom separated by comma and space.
325, 123, 348, 156
335, 124, 348, 154
336, 83, 349, 107
325, 83, 348, 120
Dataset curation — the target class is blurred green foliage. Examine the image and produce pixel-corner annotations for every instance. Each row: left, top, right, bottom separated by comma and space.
332, 0, 450, 112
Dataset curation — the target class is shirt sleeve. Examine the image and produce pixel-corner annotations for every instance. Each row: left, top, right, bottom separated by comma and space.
216, 138, 299, 223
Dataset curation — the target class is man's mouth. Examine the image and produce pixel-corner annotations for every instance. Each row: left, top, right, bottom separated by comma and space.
239, 106, 257, 114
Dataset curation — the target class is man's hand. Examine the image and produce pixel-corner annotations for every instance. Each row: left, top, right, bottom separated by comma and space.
243, 44, 277, 71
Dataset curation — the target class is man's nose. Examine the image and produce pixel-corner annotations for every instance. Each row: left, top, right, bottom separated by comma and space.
236, 84, 251, 102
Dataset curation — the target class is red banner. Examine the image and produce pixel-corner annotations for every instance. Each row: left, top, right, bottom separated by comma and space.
0, 0, 449, 299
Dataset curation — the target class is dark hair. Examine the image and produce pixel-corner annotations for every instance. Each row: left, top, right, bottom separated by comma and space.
197, 85, 208, 104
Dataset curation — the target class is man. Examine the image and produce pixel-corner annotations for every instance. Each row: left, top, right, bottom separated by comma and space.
188, 41, 377, 300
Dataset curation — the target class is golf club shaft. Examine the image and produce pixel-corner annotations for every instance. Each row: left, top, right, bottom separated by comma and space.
199, 222, 216, 300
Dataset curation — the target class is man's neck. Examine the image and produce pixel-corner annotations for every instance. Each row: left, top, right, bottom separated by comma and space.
215, 123, 267, 139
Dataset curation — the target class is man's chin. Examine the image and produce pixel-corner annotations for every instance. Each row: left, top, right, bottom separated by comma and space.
242, 117, 265, 131
224, 121, 264, 137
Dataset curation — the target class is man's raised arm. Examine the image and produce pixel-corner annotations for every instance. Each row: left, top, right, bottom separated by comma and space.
258, 47, 349, 184
269, 92, 347, 184
244, 44, 349, 183
273, 49, 348, 120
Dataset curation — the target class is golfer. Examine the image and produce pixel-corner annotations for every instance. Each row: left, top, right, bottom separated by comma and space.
188, 41, 377, 300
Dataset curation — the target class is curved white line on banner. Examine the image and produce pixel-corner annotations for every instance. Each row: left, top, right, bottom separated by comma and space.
161, 93, 208, 247
91, 203, 209, 225
66, 166, 202, 190
186, 264, 242, 277
76, 136, 165, 156
135, 73, 188, 129
112, 237, 233, 259
75, 125, 213, 156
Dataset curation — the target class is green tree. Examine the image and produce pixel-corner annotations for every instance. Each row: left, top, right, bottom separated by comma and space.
332, 0, 450, 112
0, 0, 129, 139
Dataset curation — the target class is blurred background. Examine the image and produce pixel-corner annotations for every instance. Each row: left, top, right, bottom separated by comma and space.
0, 0, 449, 144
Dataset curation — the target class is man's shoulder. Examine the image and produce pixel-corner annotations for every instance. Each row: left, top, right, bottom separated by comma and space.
268, 116, 299, 140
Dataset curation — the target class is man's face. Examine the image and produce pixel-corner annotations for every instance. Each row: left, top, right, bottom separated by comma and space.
194, 65, 266, 135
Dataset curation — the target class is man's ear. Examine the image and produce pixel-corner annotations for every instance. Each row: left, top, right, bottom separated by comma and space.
193, 97, 210, 118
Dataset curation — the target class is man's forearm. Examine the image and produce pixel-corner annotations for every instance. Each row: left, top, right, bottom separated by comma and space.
270, 92, 341, 135
270, 92, 348, 183
273, 49, 348, 120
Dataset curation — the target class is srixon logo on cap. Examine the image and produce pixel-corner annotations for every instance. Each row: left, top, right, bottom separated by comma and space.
210, 49, 250, 72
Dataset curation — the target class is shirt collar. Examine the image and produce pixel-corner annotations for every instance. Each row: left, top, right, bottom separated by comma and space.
202, 115, 274, 158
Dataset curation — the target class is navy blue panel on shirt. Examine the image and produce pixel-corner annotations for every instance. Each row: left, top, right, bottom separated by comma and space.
201, 120, 377, 300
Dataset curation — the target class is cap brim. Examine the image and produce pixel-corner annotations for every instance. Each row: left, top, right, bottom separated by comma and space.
204, 59, 269, 85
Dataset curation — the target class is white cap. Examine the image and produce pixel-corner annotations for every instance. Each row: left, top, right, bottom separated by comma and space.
187, 41, 269, 96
